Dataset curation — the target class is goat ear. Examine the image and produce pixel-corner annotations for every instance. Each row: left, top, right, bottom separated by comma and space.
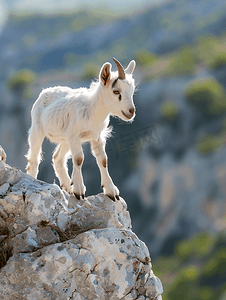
125, 60, 136, 74
100, 63, 112, 86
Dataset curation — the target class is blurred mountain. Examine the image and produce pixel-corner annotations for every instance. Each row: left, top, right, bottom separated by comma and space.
0, 0, 226, 281
1, 0, 226, 74
3, 0, 159, 13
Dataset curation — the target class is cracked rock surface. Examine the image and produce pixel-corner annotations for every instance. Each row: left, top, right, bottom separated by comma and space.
0, 161, 163, 300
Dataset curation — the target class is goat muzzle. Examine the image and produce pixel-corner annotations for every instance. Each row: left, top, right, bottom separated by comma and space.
122, 109, 135, 120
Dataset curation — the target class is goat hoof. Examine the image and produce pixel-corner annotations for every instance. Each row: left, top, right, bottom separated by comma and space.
101, 185, 104, 189
61, 185, 66, 191
74, 193, 81, 200
107, 194, 116, 202
81, 194, 85, 199
115, 195, 120, 200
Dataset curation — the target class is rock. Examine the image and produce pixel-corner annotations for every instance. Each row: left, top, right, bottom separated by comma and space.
0, 229, 150, 299
0, 183, 10, 197
69, 193, 132, 231
12, 225, 60, 254
0, 235, 7, 243
137, 296, 146, 300
144, 272, 163, 299
0, 162, 163, 299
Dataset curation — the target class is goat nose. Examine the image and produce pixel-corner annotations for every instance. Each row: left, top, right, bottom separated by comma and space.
129, 108, 135, 115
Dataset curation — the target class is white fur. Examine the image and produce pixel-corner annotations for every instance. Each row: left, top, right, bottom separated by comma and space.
0, 145, 6, 163
26, 59, 136, 200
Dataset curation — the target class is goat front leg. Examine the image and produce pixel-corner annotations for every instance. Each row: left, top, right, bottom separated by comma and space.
91, 138, 119, 201
69, 137, 86, 200
52, 142, 71, 194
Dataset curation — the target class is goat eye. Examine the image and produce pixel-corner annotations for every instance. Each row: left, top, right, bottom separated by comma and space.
113, 90, 120, 95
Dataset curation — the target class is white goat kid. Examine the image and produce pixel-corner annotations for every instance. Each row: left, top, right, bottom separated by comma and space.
26, 58, 136, 200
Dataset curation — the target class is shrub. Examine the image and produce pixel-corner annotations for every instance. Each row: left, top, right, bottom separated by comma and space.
169, 47, 196, 76
8, 69, 36, 92
196, 35, 226, 70
196, 36, 218, 66
168, 265, 200, 300
198, 287, 215, 300
176, 231, 216, 259
200, 248, 226, 287
208, 52, 226, 70
161, 101, 179, 122
134, 49, 158, 66
185, 78, 226, 116
196, 135, 221, 155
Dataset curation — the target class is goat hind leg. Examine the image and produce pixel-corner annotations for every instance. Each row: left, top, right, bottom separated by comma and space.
52, 142, 71, 194
69, 138, 86, 200
25, 125, 44, 178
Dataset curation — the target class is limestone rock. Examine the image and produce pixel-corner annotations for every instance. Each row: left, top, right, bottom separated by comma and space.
0, 162, 163, 299
144, 272, 163, 299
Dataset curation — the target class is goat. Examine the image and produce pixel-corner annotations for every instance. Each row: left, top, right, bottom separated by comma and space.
0, 145, 6, 163
26, 58, 136, 201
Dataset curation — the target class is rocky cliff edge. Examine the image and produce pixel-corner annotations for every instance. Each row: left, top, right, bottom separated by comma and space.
0, 159, 163, 300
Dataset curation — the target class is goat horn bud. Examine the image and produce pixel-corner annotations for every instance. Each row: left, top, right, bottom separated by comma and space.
113, 57, 125, 80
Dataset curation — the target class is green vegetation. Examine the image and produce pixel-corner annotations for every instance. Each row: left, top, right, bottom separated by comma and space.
6, 8, 226, 79
208, 52, 226, 70
141, 46, 196, 80
153, 231, 226, 300
160, 101, 179, 122
169, 47, 196, 76
196, 35, 226, 70
70, 12, 103, 33
9, 9, 122, 41
184, 78, 226, 116
134, 49, 158, 66
196, 36, 219, 65
140, 34, 226, 80
196, 135, 221, 155
81, 63, 99, 80
176, 232, 216, 259
8, 69, 36, 92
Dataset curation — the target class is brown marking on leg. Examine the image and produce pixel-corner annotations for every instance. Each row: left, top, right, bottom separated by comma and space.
102, 158, 107, 168
53, 145, 61, 160
53, 151, 59, 160
26, 161, 30, 172
76, 157, 83, 166
80, 131, 91, 139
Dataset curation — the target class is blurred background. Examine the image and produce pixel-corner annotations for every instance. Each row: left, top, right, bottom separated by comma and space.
0, 0, 226, 298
